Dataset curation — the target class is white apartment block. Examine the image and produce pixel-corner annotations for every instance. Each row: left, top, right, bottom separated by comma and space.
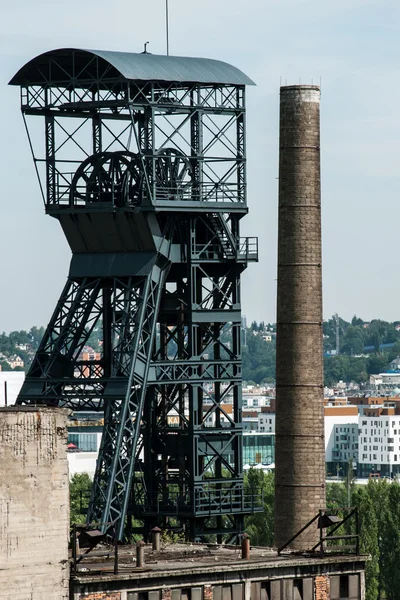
258, 413, 275, 432
330, 424, 359, 464
242, 396, 269, 410
324, 406, 359, 463
358, 414, 400, 477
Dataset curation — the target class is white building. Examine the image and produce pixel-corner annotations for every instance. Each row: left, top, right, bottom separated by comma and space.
0, 371, 25, 406
324, 405, 359, 463
370, 373, 400, 387
258, 412, 275, 433
358, 412, 400, 477
242, 396, 269, 410
68, 452, 98, 479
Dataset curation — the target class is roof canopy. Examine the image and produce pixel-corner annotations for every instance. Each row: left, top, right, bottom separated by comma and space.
9, 48, 255, 87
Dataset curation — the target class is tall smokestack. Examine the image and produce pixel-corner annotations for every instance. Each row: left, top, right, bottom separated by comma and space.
274, 85, 325, 551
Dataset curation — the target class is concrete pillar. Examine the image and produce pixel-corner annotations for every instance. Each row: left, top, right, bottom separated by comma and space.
241, 533, 250, 559
0, 406, 70, 599
274, 85, 325, 550
136, 540, 145, 567
151, 526, 161, 551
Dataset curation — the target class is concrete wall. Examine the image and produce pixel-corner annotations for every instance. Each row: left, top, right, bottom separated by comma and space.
0, 406, 70, 599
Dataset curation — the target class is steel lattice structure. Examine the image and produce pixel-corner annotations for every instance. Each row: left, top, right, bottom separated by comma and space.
10, 48, 259, 541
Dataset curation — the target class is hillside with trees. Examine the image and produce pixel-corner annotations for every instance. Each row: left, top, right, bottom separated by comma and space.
2, 316, 400, 387
242, 316, 400, 386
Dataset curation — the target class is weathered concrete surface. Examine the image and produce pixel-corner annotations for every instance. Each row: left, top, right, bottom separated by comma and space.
0, 406, 70, 599
275, 85, 326, 550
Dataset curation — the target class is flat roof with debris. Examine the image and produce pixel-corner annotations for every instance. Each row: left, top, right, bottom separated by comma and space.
71, 541, 367, 584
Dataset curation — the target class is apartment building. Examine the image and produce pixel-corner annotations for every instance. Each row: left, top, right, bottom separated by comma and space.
358, 407, 400, 477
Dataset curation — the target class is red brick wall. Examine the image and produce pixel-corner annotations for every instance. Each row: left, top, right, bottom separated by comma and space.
315, 576, 330, 600
80, 593, 121, 600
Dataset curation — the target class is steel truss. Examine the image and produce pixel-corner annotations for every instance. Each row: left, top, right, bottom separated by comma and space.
13, 48, 260, 541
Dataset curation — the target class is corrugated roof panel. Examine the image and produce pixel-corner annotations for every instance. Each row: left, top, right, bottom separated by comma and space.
9, 48, 255, 87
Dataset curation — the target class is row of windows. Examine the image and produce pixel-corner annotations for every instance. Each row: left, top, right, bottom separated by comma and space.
126, 574, 360, 600
68, 433, 98, 452
361, 420, 400, 429
336, 426, 357, 432
243, 436, 274, 466
361, 453, 398, 462
363, 445, 398, 451
243, 399, 259, 407
335, 442, 358, 449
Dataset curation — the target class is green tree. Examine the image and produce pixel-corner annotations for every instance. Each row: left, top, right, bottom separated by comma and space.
326, 482, 347, 513
378, 482, 400, 600
244, 470, 274, 546
352, 486, 380, 600
341, 325, 365, 355
70, 473, 92, 525
242, 333, 276, 384
351, 315, 364, 327
29, 326, 45, 349
367, 354, 390, 376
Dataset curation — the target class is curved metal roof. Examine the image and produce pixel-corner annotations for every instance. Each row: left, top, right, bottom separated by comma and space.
9, 48, 255, 87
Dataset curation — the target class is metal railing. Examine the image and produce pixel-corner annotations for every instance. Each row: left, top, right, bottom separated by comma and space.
51, 174, 246, 208
71, 521, 119, 575
133, 487, 263, 517
192, 237, 258, 261
278, 507, 360, 556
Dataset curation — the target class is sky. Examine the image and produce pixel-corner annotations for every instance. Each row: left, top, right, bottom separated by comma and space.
0, 0, 400, 331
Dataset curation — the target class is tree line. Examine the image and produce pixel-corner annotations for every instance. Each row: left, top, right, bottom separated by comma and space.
243, 316, 400, 386
2, 316, 400, 387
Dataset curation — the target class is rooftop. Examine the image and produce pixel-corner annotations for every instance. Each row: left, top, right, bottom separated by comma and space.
71, 541, 366, 584
10, 48, 255, 88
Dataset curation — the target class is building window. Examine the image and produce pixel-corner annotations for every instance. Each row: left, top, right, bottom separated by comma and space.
68, 433, 98, 452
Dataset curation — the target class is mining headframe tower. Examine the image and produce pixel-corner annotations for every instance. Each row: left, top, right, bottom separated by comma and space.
10, 48, 259, 542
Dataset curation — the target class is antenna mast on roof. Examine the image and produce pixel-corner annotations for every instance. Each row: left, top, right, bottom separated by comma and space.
335, 313, 340, 355
166, 0, 170, 55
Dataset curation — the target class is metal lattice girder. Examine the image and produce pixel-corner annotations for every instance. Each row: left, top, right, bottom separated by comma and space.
18, 278, 103, 405
87, 265, 169, 538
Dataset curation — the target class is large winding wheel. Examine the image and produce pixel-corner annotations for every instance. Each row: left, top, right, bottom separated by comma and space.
70, 151, 142, 207
154, 148, 192, 200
